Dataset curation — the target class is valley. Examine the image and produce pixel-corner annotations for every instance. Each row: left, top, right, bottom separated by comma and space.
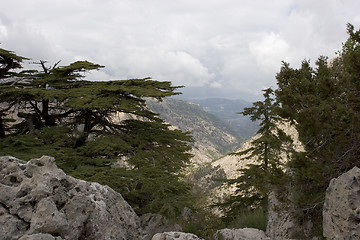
147, 97, 258, 165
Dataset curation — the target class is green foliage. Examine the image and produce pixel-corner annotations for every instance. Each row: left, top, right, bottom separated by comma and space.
274, 23, 360, 231
81, 166, 193, 218
219, 88, 291, 220
180, 209, 225, 240
0, 48, 29, 78
236, 88, 292, 168
229, 206, 268, 231
0, 48, 194, 219
120, 119, 193, 172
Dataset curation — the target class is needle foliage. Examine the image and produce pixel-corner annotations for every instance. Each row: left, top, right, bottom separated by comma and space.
0, 49, 194, 218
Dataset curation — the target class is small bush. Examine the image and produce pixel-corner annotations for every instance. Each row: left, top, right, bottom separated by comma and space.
229, 207, 267, 231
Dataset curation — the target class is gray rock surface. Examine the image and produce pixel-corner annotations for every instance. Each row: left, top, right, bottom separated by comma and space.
152, 232, 203, 240
140, 213, 182, 240
214, 228, 269, 240
19, 233, 64, 240
266, 191, 312, 240
0, 155, 141, 240
323, 166, 360, 239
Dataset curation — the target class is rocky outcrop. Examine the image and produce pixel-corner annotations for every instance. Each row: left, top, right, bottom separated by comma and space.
152, 232, 203, 240
323, 166, 360, 239
0, 155, 142, 240
266, 192, 313, 240
140, 213, 182, 240
5, 154, 322, 240
214, 228, 269, 240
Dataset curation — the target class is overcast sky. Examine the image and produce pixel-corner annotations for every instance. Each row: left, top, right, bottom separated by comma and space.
1, 0, 360, 101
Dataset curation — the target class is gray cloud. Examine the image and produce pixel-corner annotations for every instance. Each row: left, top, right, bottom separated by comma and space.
1, 0, 360, 100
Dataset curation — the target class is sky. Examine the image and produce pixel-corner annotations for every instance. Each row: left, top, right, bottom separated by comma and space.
1, 0, 360, 101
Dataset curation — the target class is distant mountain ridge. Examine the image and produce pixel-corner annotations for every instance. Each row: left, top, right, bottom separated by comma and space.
187, 98, 259, 140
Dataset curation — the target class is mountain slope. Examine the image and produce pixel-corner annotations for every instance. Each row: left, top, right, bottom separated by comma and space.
188, 98, 259, 140
147, 98, 242, 165
189, 122, 304, 205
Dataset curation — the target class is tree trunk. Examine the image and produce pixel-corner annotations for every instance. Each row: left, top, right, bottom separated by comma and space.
42, 99, 55, 126
74, 110, 92, 148
17, 112, 37, 135
27, 114, 36, 135
264, 142, 269, 170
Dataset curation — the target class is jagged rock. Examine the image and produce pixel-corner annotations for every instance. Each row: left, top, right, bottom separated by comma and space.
0, 155, 141, 240
151, 232, 203, 240
214, 228, 269, 240
266, 191, 300, 240
140, 213, 182, 240
179, 207, 196, 222
323, 166, 360, 239
0, 203, 30, 240
266, 191, 313, 240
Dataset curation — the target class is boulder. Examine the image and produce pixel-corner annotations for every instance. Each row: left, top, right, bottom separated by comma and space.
151, 232, 203, 240
323, 166, 360, 239
214, 228, 269, 240
0, 155, 141, 240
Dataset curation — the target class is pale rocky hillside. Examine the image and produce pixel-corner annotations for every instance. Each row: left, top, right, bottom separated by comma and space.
146, 98, 243, 166
191, 122, 304, 208
213, 122, 303, 179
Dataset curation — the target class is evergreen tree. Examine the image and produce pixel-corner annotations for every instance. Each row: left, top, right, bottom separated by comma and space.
0, 48, 194, 218
220, 88, 291, 220
274, 23, 360, 229
0, 48, 29, 138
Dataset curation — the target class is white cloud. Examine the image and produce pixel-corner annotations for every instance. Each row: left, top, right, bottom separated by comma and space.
249, 32, 291, 73
0, 21, 7, 38
1, 0, 360, 100
123, 50, 214, 87
210, 81, 222, 88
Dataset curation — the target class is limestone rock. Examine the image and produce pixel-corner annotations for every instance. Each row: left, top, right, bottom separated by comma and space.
0, 202, 30, 240
19, 233, 64, 240
179, 207, 196, 222
214, 228, 269, 240
151, 232, 203, 240
266, 191, 313, 240
323, 166, 360, 239
266, 192, 299, 240
140, 213, 182, 240
0, 155, 141, 240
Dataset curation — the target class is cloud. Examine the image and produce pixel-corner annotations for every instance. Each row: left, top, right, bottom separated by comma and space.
210, 81, 222, 89
249, 32, 291, 73
1, 0, 360, 100
123, 50, 215, 87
